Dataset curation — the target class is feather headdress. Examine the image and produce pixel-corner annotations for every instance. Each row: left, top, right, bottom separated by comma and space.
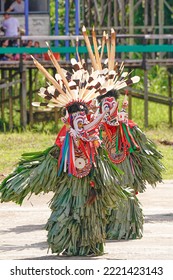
32, 27, 140, 110
31, 42, 109, 110
82, 26, 140, 91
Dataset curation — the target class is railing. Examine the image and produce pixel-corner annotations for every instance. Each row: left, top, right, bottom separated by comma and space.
0, 34, 173, 57
0, 34, 173, 129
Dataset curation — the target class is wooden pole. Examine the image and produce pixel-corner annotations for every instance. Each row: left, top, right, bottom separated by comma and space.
114, 0, 118, 28
121, 0, 125, 60
9, 70, 13, 130
159, 0, 164, 59
121, 0, 125, 32
20, 66, 27, 128
168, 72, 172, 127
144, 69, 149, 127
144, 0, 148, 33
129, 0, 134, 59
107, 0, 111, 28
151, 0, 156, 59
1, 69, 6, 120
29, 68, 33, 126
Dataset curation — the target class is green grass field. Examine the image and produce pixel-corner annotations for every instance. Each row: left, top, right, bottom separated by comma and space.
0, 132, 56, 177
0, 127, 172, 180
144, 127, 173, 180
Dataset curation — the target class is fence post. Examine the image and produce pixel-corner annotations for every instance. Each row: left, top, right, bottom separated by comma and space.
144, 69, 149, 127
55, 0, 59, 46
168, 72, 172, 127
20, 66, 27, 128
9, 69, 13, 130
65, 0, 70, 60
29, 68, 33, 126
19, 37, 27, 128
1, 70, 6, 121
142, 36, 149, 127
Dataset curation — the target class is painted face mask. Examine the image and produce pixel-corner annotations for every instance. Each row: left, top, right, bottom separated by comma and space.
101, 97, 119, 126
69, 109, 103, 177
71, 107, 107, 143
72, 110, 89, 137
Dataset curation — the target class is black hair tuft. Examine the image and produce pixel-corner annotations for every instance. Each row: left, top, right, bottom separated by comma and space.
97, 90, 119, 103
66, 102, 88, 114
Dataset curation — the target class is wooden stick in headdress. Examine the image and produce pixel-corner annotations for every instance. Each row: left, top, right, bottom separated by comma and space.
100, 31, 106, 63
109, 28, 116, 71
92, 26, 102, 70
82, 26, 99, 70
114, 61, 118, 71
46, 42, 72, 100
75, 36, 82, 64
31, 55, 69, 103
106, 33, 110, 68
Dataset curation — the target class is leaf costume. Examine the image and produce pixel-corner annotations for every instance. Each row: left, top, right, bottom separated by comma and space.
80, 27, 164, 241
98, 92, 164, 240
2, 25, 154, 254
0, 28, 141, 256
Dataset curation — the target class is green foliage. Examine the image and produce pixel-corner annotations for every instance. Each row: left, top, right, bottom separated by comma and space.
131, 99, 169, 129
134, 66, 168, 95
162, 0, 173, 33
50, 0, 55, 35
147, 66, 168, 95
31, 121, 62, 134
133, 0, 144, 32
129, 65, 172, 128
50, 0, 76, 37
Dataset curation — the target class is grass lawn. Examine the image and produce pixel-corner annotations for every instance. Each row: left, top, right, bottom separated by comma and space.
0, 132, 56, 178
144, 126, 173, 180
0, 127, 172, 180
